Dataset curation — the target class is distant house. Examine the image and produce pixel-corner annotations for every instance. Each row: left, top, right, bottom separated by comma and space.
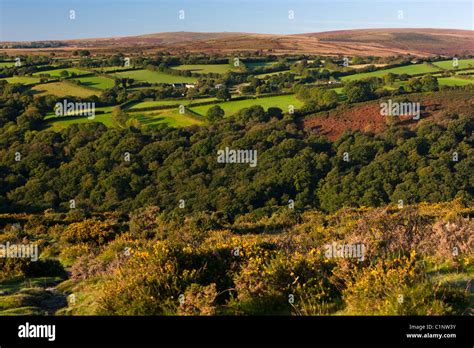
185, 83, 195, 89
215, 83, 225, 90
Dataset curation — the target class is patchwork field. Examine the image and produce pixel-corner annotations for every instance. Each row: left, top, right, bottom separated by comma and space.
44, 105, 202, 129
0, 61, 15, 68
33, 67, 90, 77
245, 61, 279, 68
341, 63, 441, 81
128, 97, 216, 110
432, 58, 474, 70
112, 69, 196, 84
45, 106, 115, 129
46, 113, 115, 129
457, 69, 474, 75
189, 94, 304, 117
95, 66, 133, 72
1, 76, 40, 85
129, 110, 204, 127
437, 76, 474, 86
71, 75, 115, 89
171, 64, 233, 74
31, 82, 100, 97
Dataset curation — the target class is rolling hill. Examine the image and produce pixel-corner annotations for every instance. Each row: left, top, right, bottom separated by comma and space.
1, 29, 473, 56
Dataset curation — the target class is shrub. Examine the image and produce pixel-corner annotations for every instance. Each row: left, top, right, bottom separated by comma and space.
58, 244, 91, 267
0, 258, 66, 281
342, 252, 458, 315
98, 241, 199, 315
178, 283, 218, 315
232, 252, 340, 315
129, 206, 161, 239
61, 219, 116, 246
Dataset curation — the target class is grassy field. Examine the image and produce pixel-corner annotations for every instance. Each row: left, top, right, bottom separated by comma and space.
45, 105, 201, 129
456, 69, 474, 75
189, 94, 304, 117
45, 106, 115, 129
46, 113, 115, 129
33, 68, 90, 77
245, 61, 279, 68
31, 82, 100, 97
432, 59, 474, 70
128, 97, 216, 110
128, 110, 204, 127
94, 66, 132, 72
71, 75, 115, 90
171, 64, 232, 74
112, 69, 196, 84
437, 76, 474, 86
341, 63, 441, 81
42, 95, 303, 129
0, 61, 15, 68
1, 76, 40, 85
44, 106, 114, 119
0, 276, 65, 315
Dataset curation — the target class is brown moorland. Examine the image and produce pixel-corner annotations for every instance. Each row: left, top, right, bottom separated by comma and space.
302, 90, 474, 140
1, 29, 473, 56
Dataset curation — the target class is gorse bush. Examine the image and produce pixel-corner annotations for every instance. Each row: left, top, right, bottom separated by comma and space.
232, 252, 341, 315
178, 283, 218, 316
0, 258, 66, 281
0, 201, 471, 315
99, 241, 200, 315
342, 252, 467, 315
58, 243, 90, 267
61, 219, 117, 246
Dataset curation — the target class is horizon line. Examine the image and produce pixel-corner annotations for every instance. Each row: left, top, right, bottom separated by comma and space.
1, 27, 473, 44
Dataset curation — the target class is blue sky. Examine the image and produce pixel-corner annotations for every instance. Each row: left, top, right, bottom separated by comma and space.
0, 0, 472, 41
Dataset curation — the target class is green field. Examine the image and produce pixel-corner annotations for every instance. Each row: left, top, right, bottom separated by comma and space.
171, 64, 232, 74
46, 113, 115, 129
33, 68, 90, 77
44, 106, 114, 119
95, 66, 132, 72
112, 69, 196, 84
71, 75, 115, 90
128, 110, 204, 127
245, 61, 278, 68
437, 76, 474, 87
128, 97, 217, 110
44, 95, 303, 128
456, 69, 474, 75
189, 94, 304, 117
1, 76, 40, 85
341, 63, 441, 81
432, 59, 474, 70
45, 106, 115, 129
31, 82, 100, 97
0, 61, 15, 68
45, 105, 202, 129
